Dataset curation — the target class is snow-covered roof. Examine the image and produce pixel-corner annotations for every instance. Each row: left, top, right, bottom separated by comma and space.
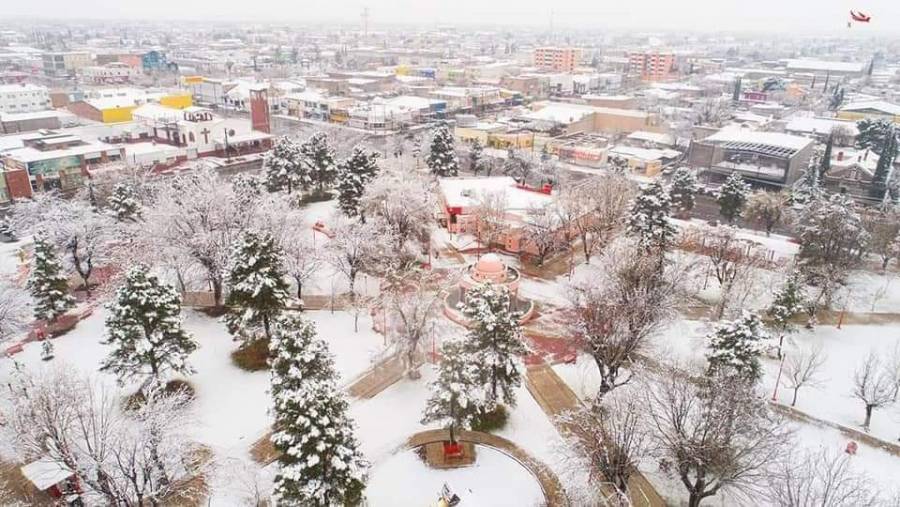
0, 109, 66, 122
522, 102, 647, 125
20, 458, 73, 491
610, 145, 680, 161
784, 117, 858, 136
132, 103, 182, 123
785, 59, 865, 73
704, 128, 813, 156
840, 100, 900, 116
439, 176, 552, 211
627, 130, 675, 146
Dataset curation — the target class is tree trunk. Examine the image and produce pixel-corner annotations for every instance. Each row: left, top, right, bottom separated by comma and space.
211, 277, 223, 308
688, 493, 704, 507
864, 404, 873, 430
263, 314, 271, 340
791, 387, 799, 407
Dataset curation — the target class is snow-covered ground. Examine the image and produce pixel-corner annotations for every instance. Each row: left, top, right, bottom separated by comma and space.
366, 446, 545, 507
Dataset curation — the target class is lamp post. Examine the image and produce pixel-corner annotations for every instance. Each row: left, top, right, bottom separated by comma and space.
223, 127, 231, 162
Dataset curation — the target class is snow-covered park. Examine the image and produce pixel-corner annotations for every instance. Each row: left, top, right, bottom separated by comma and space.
1, 129, 900, 507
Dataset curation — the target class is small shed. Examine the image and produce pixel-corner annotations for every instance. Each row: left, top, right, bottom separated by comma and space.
20, 457, 79, 499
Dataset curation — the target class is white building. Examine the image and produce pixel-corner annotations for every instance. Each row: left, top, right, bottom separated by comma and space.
0, 83, 51, 113
80, 63, 140, 84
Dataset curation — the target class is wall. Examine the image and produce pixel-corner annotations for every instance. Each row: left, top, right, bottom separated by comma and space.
101, 105, 137, 123
3, 169, 33, 199
159, 93, 193, 109
66, 101, 103, 122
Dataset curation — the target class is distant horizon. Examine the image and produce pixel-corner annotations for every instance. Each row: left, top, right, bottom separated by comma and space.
1, 0, 899, 37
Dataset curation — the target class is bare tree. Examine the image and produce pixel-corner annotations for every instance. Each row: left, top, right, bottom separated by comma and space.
327, 215, 391, 305
766, 447, 880, 507
360, 167, 435, 263
570, 238, 686, 400
0, 282, 30, 341
643, 370, 790, 507
702, 226, 765, 320
523, 202, 564, 266
782, 344, 827, 407
5, 367, 204, 506
471, 190, 508, 254
557, 394, 651, 500
558, 175, 635, 264
280, 224, 321, 300
851, 351, 895, 430
383, 268, 445, 378
862, 209, 900, 270
745, 190, 787, 236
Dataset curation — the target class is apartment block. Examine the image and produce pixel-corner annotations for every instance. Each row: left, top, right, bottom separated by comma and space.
628, 51, 676, 81
533, 47, 582, 72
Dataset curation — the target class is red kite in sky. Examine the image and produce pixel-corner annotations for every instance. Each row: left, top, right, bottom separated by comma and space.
850, 10, 871, 22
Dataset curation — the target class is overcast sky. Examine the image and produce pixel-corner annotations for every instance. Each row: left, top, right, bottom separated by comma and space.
1, 0, 897, 34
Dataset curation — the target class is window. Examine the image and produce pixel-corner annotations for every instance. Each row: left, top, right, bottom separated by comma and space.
188, 132, 195, 143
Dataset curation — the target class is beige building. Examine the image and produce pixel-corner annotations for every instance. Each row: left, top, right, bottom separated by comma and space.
42, 51, 92, 78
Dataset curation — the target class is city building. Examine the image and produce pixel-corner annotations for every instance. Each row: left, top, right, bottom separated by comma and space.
80, 63, 140, 84
628, 51, 677, 82
0, 130, 123, 197
0, 83, 51, 113
0, 110, 67, 134
687, 127, 815, 186
42, 51, 92, 78
837, 101, 900, 123
532, 47, 582, 72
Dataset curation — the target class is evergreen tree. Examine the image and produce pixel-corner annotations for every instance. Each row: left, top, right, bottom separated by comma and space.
856, 118, 895, 155
626, 181, 677, 250
797, 193, 868, 282
819, 132, 833, 178
336, 147, 380, 219
300, 132, 338, 194
225, 231, 290, 341
669, 167, 699, 214
427, 123, 459, 177
469, 139, 485, 176
459, 283, 527, 409
101, 265, 196, 386
264, 136, 304, 194
869, 127, 897, 200
108, 182, 141, 222
716, 172, 751, 223
269, 315, 368, 505
422, 338, 485, 444
706, 312, 769, 382
27, 235, 75, 322
789, 159, 823, 208
766, 271, 806, 358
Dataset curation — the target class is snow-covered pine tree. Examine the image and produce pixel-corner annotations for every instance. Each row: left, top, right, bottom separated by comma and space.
459, 283, 527, 409
225, 231, 290, 341
469, 139, 486, 176
869, 126, 897, 200
716, 171, 751, 223
427, 123, 459, 177
819, 132, 833, 178
108, 182, 142, 222
269, 315, 368, 505
766, 270, 806, 358
669, 167, 699, 214
101, 264, 196, 386
706, 312, 769, 382
27, 235, 75, 322
336, 147, 380, 219
789, 159, 823, 209
300, 132, 338, 195
422, 338, 485, 444
264, 136, 305, 194
626, 181, 677, 250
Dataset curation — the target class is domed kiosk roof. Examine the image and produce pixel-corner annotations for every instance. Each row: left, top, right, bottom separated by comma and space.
475, 253, 505, 274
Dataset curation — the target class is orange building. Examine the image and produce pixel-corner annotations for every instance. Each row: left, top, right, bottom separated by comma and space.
533, 47, 582, 72
628, 51, 676, 82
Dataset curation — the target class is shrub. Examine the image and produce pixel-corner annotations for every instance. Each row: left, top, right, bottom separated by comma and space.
472, 405, 509, 433
124, 379, 196, 411
231, 338, 271, 371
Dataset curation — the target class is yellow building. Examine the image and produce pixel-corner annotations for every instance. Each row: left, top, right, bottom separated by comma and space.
159, 93, 193, 109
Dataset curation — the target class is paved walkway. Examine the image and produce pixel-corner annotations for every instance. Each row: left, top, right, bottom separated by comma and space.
405, 429, 568, 507
525, 363, 667, 507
